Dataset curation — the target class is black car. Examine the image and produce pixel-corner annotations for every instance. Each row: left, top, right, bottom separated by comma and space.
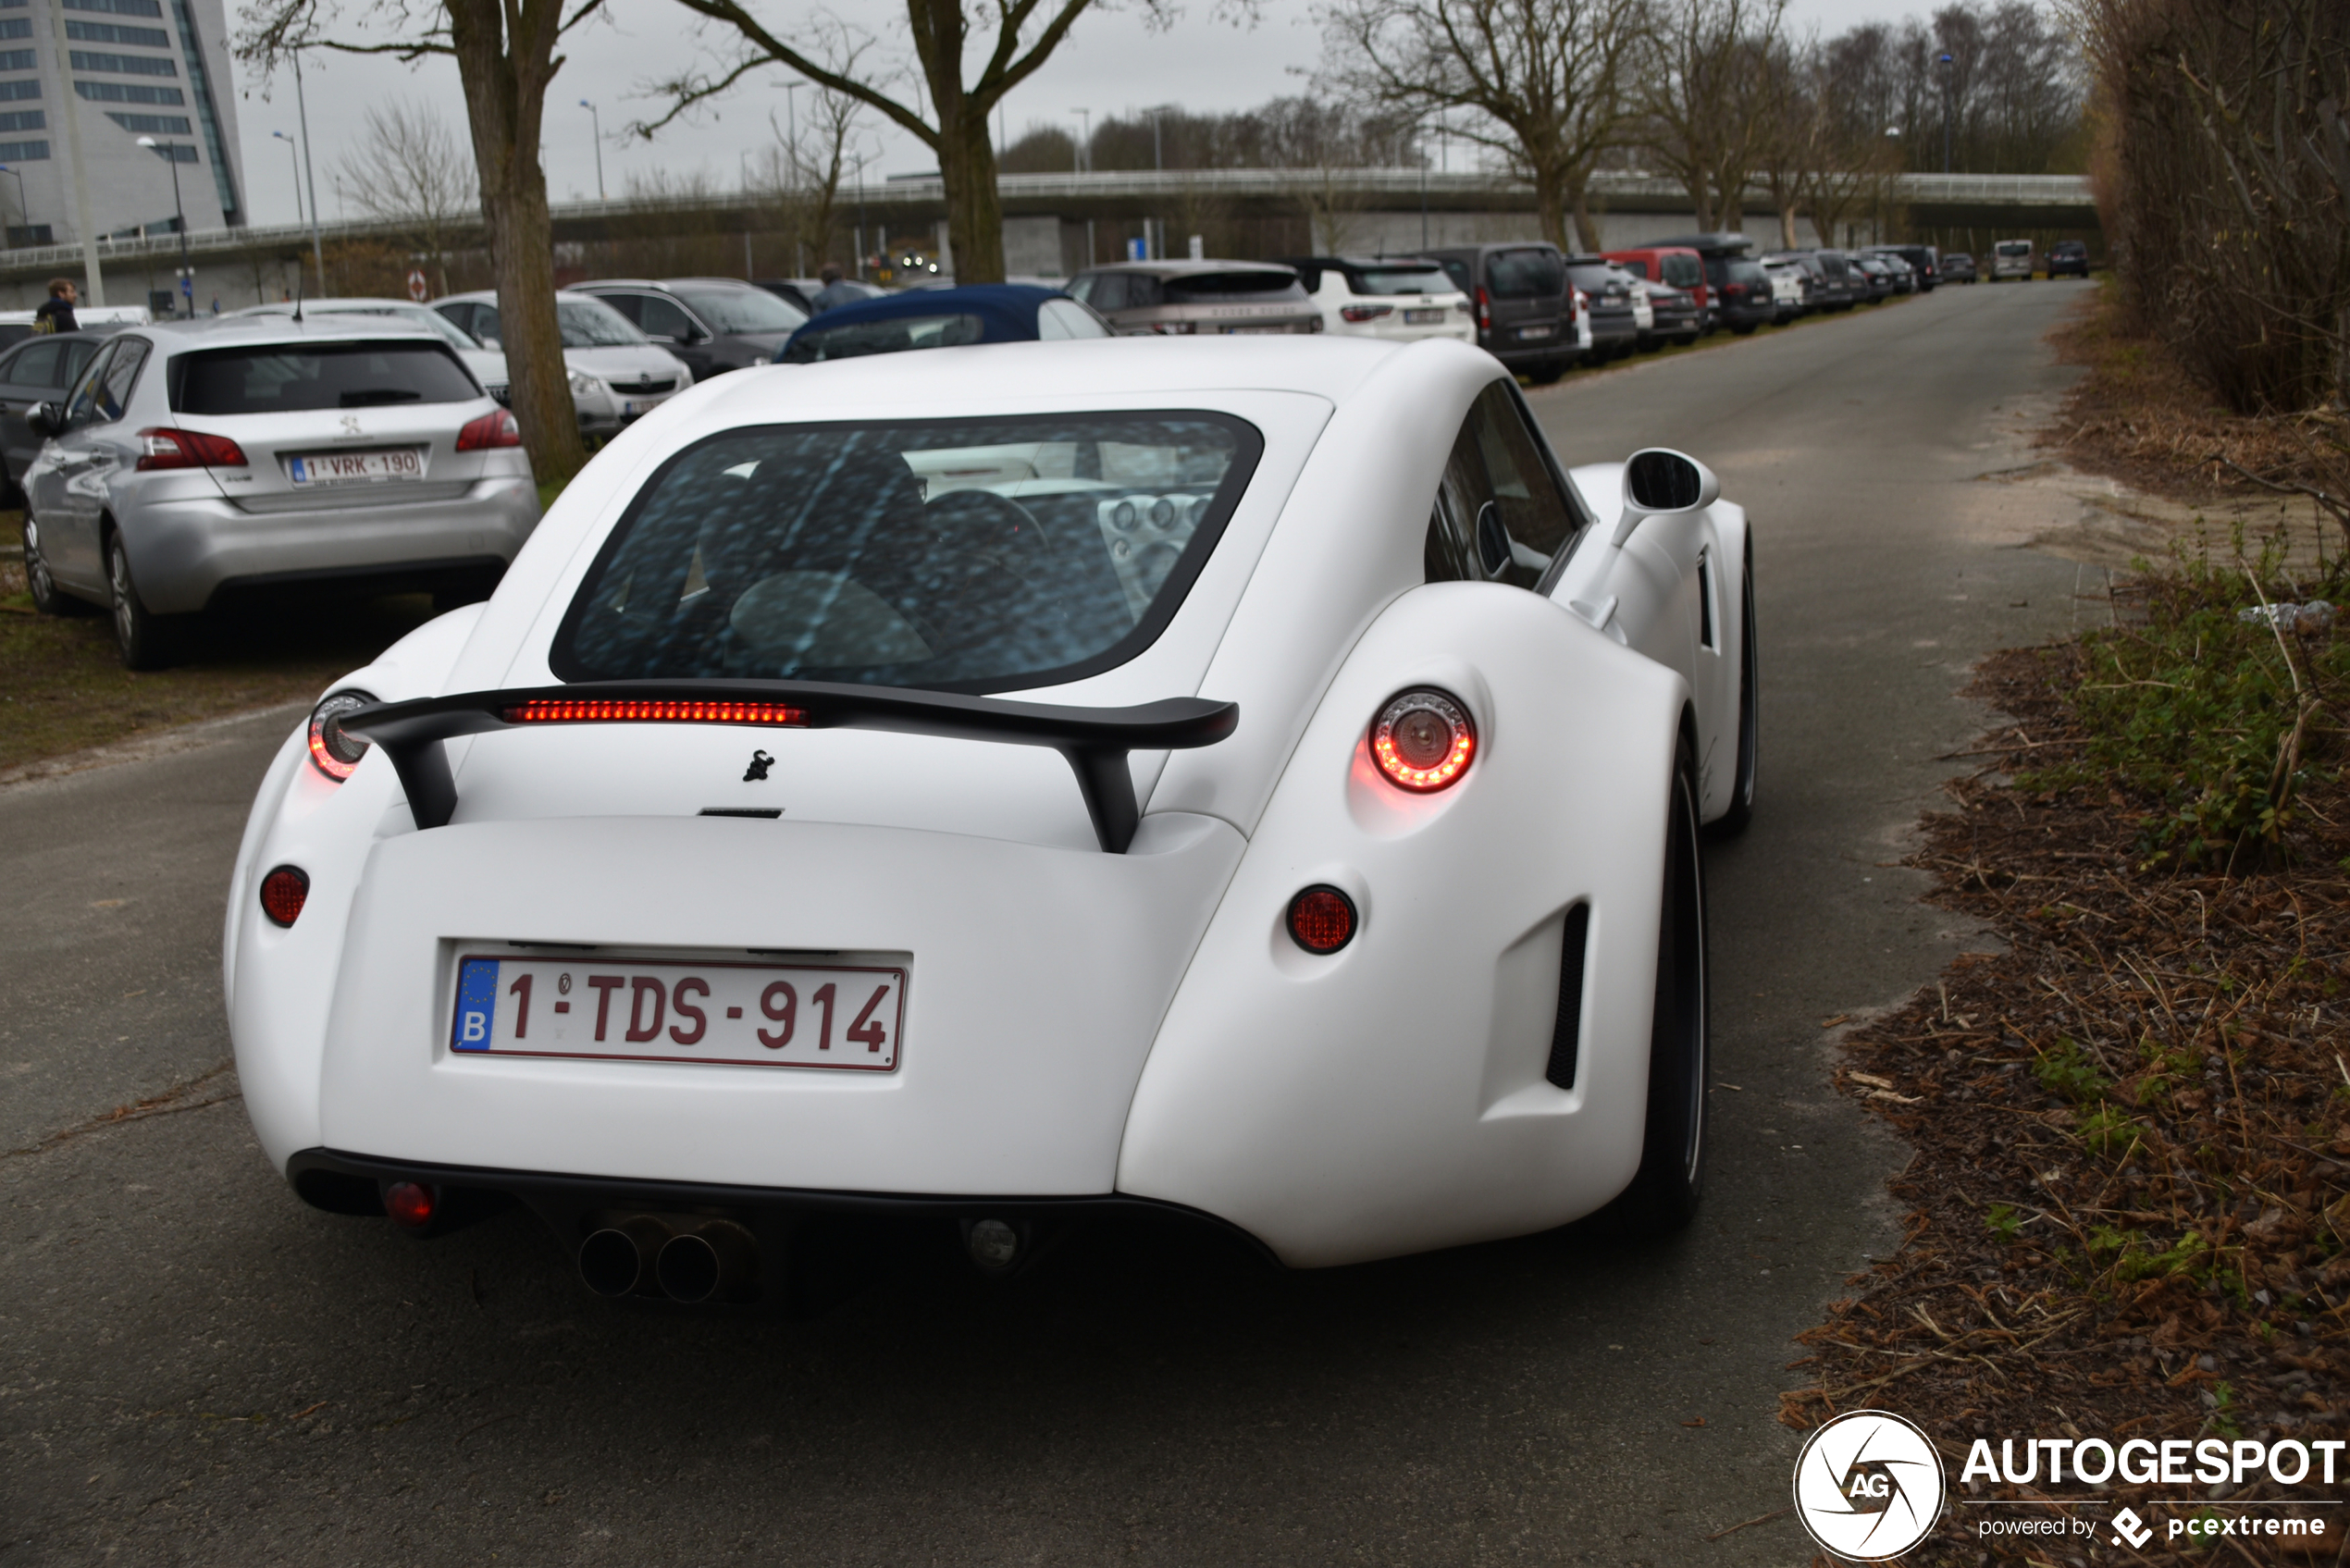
1861, 244, 1938, 290
0, 331, 105, 505
1941, 252, 1979, 284
573, 278, 810, 378
2047, 241, 2092, 278
1712, 259, 1778, 334
1423, 243, 1577, 379
1562, 256, 1641, 361
754, 277, 888, 315
1764, 251, 1865, 311
1850, 254, 1899, 302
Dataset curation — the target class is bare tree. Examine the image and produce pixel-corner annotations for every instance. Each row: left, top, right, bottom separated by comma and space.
1317, 0, 1647, 251
761, 84, 864, 275
333, 99, 477, 295
1640, 0, 1788, 234
637, 0, 1238, 282
239, 0, 600, 489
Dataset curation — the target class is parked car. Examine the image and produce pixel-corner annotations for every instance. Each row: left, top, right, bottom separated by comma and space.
755, 277, 888, 315
1562, 256, 1641, 361
1875, 254, 1919, 294
1277, 255, 1474, 345
235, 298, 511, 404
1861, 243, 1938, 290
1760, 258, 1812, 320
1991, 240, 2035, 281
1712, 259, 1779, 334
2047, 241, 2091, 278
573, 278, 809, 379
1066, 261, 1324, 338
1764, 251, 1863, 311
433, 290, 694, 439
780, 284, 1111, 363
1628, 278, 1701, 347
1424, 242, 1580, 380
0, 331, 106, 504
17, 316, 538, 667
229, 333, 1757, 1293
1602, 246, 1713, 331
1940, 252, 1978, 284
1849, 254, 1898, 302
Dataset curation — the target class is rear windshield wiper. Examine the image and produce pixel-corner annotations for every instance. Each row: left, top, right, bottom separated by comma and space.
339, 389, 424, 407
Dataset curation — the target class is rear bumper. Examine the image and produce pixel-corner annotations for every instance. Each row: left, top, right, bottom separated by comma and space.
121, 475, 541, 615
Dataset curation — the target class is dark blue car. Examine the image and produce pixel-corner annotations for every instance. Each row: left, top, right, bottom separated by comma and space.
779, 284, 1112, 364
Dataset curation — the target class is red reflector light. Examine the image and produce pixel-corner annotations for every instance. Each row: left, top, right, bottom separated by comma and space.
502, 698, 809, 726
1287, 885, 1358, 955
1339, 303, 1393, 323
259, 865, 310, 927
1370, 688, 1476, 792
135, 426, 248, 471
384, 1180, 438, 1229
456, 409, 523, 451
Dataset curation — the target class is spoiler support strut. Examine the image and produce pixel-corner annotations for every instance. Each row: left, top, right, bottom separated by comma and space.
339, 680, 1239, 854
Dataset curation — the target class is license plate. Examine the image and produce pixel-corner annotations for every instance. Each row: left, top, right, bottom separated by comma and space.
288, 449, 425, 487
1516, 324, 1555, 340
1404, 308, 1443, 325
1222, 325, 1288, 335
622, 401, 645, 416
451, 954, 905, 1071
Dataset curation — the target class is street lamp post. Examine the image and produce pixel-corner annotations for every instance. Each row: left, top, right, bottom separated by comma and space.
580, 100, 605, 201
1076, 108, 1090, 174
271, 130, 302, 224
135, 137, 192, 317
291, 47, 324, 294
1938, 53, 1955, 176
0, 163, 24, 248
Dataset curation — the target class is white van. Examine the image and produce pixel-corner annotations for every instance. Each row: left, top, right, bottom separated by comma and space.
1991, 240, 2035, 282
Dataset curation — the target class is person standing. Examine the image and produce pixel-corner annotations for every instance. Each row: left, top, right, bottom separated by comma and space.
31, 278, 78, 334
808, 264, 863, 314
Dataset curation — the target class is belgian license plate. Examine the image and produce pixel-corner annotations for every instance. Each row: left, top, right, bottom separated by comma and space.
1516, 324, 1555, 340
621, 401, 645, 416
451, 954, 905, 1071
1404, 308, 1443, 325
1223, 325, 1287, 335
288, 449, 425, 487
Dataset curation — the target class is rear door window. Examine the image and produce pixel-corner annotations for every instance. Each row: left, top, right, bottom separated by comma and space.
90, 340, 149, 424
637, 295, 700, 340
168, 342, 480, 414
3, 339, 60, 388
63, 342, 117, 427
1487, 249, 1565, 298
553, 413, 1263, 693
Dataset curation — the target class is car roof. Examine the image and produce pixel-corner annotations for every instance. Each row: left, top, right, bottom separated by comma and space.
134, 315, 449, 350
785, 284, 1067, 343
430, 290, 606, 305
240, 297, 432, 312
579, 278, 768, 291
1077, 260, 1299, 278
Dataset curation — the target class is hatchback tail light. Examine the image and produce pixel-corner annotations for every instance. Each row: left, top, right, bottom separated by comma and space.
307, 689, 377, 782
1339, 303, 1393, 323
135, 427, 247, 471
456, 409, 522, 451
1370, 688, 1476, 792
1144, 321, 1195, 336
1474, 286, 1491, 332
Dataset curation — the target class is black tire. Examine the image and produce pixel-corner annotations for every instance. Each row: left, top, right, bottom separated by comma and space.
1710, 535, 1758, 837
1598, 732, 1710, 1234
1730, 323, 1758, 337
105, 532, 179, 671
21, 512, 91, 616
1527, 358, 1567, 385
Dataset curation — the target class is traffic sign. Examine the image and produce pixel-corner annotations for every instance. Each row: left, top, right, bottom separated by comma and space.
408, 269, 428, 302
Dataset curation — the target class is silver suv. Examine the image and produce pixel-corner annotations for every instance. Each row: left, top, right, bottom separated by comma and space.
1067, 262, 1323, 336
19, 315, 538, 668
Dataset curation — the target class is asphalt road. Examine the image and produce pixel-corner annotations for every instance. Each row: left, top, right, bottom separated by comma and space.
2, 279, 2098, 1566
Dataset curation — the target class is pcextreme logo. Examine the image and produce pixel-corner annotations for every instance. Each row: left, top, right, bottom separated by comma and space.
1793, 1409, 1948, 1561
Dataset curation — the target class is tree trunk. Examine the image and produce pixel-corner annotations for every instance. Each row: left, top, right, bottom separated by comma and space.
1532, 162, 1571, 252
448, 0, 586, 491
939, 108, 1005, 282
1568, 173, 1602, 253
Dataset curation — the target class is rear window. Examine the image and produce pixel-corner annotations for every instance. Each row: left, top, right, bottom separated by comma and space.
170, 342, 479, 414
1163, 271, 1306, 302
673, 287, 808, 335
1660, 254, 1704, 289
1487, 249, 1565, 298
1350, 265, 1452, 296
553, 414, 1263, 693
1997, 241, 2032, 256
1563, 263, 1619, 292
783, 314, 985, 364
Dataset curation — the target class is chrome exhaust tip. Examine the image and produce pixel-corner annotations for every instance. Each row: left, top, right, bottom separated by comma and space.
655, 1220, 758, 1304
578, 1216, 669, 1298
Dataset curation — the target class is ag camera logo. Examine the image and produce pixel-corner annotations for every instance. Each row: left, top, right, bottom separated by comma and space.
1793, 1409, 1948, 1560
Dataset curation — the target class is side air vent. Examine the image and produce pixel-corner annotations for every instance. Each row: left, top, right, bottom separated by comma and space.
1544, 904, 1593, 1090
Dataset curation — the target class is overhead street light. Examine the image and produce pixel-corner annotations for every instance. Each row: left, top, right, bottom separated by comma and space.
580, 99, 605, 202
135, 135, 193, 317
271, 130, 303, 225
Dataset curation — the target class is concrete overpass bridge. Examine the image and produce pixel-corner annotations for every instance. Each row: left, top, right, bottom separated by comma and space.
0, 168, 2095, 311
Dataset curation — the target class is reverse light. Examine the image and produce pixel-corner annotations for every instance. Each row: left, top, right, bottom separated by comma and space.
1287, 885, 1358, 955
502, 698, 809, 726
384, 1180, 438, 1229
1339, 303, 1393, 323
307, 689, 377, 782
259, 865, 310, 927
455, 408, 523, 451
134, 426, 246, 471
1370, 688, 1476, 792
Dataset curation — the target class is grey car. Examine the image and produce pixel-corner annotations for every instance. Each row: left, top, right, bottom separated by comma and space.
432, 290, 694, 439
18, 315, 539, 668
573, 278, 809, 380
1066, 262, 1324, 336
0, 331, 106, 504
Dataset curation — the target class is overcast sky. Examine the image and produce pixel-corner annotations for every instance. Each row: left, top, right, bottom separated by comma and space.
225, 0, 1952, 230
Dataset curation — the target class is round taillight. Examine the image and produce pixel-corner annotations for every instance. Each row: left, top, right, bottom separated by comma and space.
384, 1180, 437, 1229
259, 865, 310, 928
1371, 688, 1476, 792
307, 689, 377, 783
1287, 884, 1357, 955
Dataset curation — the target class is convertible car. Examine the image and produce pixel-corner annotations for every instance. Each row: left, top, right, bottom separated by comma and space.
227, 336, 1756, 1304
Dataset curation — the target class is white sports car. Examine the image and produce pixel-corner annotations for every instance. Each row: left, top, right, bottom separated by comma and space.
226, 336, 1756, 1303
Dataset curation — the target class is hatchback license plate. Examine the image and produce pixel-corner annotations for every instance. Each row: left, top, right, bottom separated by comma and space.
451, 954, 904, 1071
1404, 308, 1444, 325
289, 449, 425, 486
1516, 324, 1555, 340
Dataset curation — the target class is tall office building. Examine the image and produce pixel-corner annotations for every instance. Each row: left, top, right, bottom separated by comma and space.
0, 0, 244, 248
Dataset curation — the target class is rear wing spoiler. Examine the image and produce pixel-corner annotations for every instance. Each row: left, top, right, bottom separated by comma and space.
340, 681, 1237, 854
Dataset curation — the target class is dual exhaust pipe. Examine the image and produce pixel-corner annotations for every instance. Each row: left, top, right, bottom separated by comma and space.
578, 1216, 758, 1304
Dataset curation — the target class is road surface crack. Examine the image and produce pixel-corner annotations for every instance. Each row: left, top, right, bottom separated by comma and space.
3, 1060, 240, 1161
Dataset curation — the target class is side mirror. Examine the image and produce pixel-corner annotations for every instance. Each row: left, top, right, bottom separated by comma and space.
477, 336, 501, 351
1613, 449, 1718, 545
25, 401, 61, 438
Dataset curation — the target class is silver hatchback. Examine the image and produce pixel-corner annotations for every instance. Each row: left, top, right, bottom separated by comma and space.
19, 315, 539, 668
